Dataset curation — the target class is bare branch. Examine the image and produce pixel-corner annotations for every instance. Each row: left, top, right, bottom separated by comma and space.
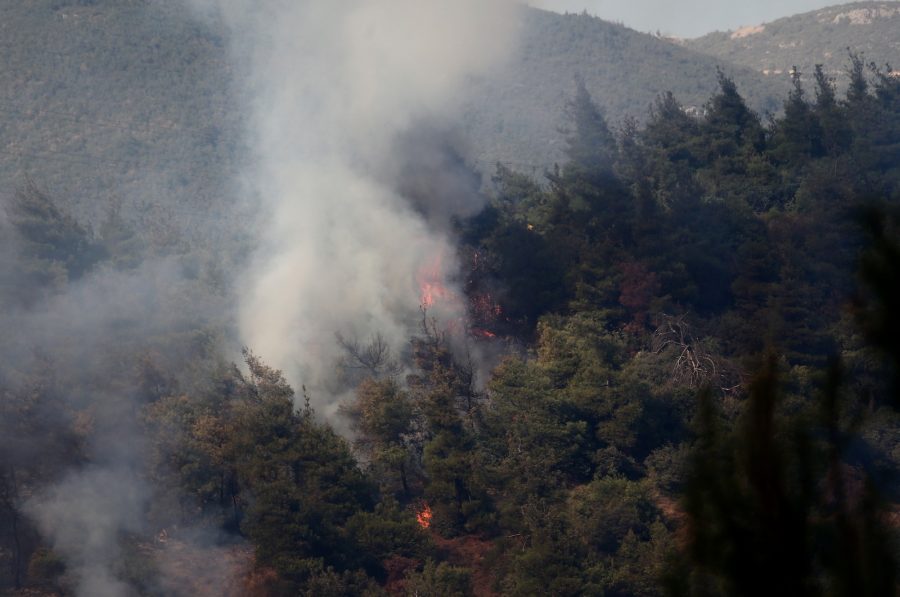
335, 332, 402, 378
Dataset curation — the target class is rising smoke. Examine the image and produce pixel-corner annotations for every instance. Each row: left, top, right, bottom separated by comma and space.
3, 251, 228, 597
189, 0, 522, 413
3, 3, 523, 595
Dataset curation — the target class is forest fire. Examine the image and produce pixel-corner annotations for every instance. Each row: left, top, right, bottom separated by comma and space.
416, 252, 505, 340
420, 282, 443, 309
416, 504, 433, 529
417, 254, 455, 310
471, 328, 496, 339
470, 293, 503, 323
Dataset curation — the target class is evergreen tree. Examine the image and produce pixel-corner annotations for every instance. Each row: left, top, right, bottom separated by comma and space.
562, 78, 618, 181
637, 92, 704, 210
770, 72, 825, 167
813, 64, 851, 156
409, 319, 490, 535
2, 180, 104, 305
341, 378, 415, 498
702, 71, 765, 160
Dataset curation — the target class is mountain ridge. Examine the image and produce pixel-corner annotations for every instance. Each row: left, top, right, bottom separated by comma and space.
684, 2, 900, 85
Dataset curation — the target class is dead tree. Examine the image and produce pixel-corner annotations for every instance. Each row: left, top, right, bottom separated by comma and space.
651, 314, 743, 396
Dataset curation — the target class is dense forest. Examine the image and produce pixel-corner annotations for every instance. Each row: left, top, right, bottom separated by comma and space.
2, 53, 900, 596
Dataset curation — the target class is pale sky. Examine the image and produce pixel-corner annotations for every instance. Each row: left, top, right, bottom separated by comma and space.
527, 0, 842, 38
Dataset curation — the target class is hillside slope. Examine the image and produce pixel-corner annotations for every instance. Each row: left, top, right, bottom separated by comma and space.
461, 8, 788, 172
0, 0, 244, 236
0, 1, 884, 228
685, 2, 900, 86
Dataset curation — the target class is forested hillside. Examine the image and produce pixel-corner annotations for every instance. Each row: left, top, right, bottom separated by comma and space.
0, 0, 793, 235
686, 2, 900, 86
460, 8, 788, 171
6, 1, 898, 238
0, 0, 245, 237
2, 42, 898, 595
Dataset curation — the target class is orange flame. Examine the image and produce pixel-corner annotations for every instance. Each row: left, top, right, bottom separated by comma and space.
420, 282, 444, 309
416, 504, 433, 529
417, 254, 454, 310
471, 328, 497, 339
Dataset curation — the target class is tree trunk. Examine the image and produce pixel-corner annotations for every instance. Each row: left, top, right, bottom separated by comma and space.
399, 460, 410, 498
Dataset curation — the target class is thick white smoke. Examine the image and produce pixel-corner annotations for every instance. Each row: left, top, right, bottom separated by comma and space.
191, 0, 522, 409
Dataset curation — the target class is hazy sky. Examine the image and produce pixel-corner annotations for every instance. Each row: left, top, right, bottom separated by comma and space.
528, 0, 839, 37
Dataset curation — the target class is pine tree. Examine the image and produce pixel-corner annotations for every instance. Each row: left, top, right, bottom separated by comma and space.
408, 318, 490, 535
702, 71, 765, 159
813, 64, 851, 156
770, 71, 825, 166
341, 378, 415, 498
562, 78, 618, 181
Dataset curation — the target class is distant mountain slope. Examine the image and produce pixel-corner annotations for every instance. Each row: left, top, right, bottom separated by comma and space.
684, 2, 900, 86
0, 1, 873, 229
461, 8, 788, 172
0, 0, 244, 235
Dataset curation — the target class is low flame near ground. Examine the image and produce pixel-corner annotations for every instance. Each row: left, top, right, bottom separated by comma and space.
416, 504, 433, 529
417, 253, 456, 310
470, 328, 496, 339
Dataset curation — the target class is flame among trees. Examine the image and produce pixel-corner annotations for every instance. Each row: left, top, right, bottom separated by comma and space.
417, 253, 456, 311
4, 53, 900, 596
416, 504, 433, 529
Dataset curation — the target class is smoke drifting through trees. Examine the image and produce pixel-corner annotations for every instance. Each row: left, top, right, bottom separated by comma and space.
0, 4, 521, 595
186, 0, 521, 412
0, 240, 228, 596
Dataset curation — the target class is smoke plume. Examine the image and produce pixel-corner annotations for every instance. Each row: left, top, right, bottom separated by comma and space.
0, 252, 228, 597
190, 0, 522, 411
